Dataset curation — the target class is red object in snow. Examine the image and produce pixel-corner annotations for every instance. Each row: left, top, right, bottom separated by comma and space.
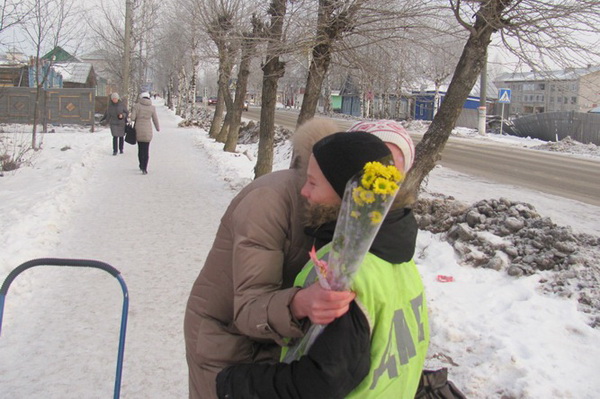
436, 275, 454, 283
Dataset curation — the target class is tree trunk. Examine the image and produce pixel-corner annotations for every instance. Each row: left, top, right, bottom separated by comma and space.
255, 56, 285, 177
224, 23, 259, 153
254, 0, 287, 178
209, 83, 227, 138
167, 76, 174, 109
296, 43, 331, 127
216, 114, 231, 143
209, 43, 233, 139
296, 0, 362, 126
397, 22, 495, 206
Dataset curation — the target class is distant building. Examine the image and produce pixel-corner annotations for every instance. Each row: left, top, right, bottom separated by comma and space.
42, 46, 79, 63
0, 51, 29, 87
80, 50, 116, 96
52, 62, 96, 89
35, 47, 98, 91
27, 58, 63, 88
412, 80, 498, 128
494, 65, 600, 115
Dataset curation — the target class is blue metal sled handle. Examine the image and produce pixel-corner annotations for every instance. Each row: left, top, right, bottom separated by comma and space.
0, 258, 129, 399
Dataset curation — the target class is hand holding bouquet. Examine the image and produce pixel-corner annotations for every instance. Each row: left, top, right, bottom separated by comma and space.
283, 159, 403, 362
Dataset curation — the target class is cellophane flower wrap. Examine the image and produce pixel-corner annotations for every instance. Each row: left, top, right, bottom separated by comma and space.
283, 158, 403, 363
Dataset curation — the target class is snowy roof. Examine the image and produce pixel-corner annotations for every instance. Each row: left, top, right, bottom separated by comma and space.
80, 50, 107, 61
495, 65, 600, 82
52, 62, 92, 84
411, 79, 499, 100
0, 51, 28, 65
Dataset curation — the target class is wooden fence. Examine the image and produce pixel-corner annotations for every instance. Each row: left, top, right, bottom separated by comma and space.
0, 87, 95, 131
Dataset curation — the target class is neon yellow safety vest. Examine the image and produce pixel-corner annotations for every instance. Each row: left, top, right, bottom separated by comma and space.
286, 243, 430, 399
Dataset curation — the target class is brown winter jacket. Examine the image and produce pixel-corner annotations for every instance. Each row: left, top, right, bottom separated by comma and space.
130, 97, 159, 142
184, 118, 339, 399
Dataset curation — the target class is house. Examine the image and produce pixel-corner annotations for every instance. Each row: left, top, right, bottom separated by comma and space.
0, 51, 29, 87
52, 63, 97, 89
43, 47, 96, 89
414, 90, 483, 120
494, 65, 600, 115
42, 46, 79, 63
412, 80, 498, 128
27, 58, 64, 88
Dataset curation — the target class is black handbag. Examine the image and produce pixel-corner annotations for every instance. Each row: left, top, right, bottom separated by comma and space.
124, 123, 137, 145
415, 368, 467, 399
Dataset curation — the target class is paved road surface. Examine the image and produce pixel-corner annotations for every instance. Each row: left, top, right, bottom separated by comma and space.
243, 107, 600, 207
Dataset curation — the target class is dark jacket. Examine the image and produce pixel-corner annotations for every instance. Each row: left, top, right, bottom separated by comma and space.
216, 208, 419, 399
103, 101, 128, 137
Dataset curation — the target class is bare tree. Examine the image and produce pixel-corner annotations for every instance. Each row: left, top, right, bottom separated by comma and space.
295, 0, 365, 127
86, 0, 160, 106
153, 18, 187, 111
86, 0, 128, 91
417, 35, 464, 117
295, 0, 436, 126
254, 0, 287, 178
21, 0, 82, 149
0, 0, 31, 43
222, 14, 264, 152
398, 0, 600, 206
192, 0, 243, 138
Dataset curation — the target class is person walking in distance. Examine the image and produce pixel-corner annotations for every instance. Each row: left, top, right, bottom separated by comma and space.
102, 92, 128, 156
130, 92, 160, 174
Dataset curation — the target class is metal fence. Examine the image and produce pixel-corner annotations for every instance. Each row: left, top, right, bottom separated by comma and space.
0, 87, 95, 130
509, 111, 600, 145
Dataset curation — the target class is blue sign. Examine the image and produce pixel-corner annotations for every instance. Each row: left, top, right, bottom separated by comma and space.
498, 88, 511, 103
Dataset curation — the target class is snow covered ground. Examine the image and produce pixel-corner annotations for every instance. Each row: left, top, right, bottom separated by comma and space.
0, 100, 599, 398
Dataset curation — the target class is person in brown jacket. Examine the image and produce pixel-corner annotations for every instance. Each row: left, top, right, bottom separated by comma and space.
130, 92, 160, 174
184, 118, 349, 399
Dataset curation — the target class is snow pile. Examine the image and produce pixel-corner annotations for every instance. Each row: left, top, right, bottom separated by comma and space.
531, 135, 600, 157
415, 194, 600, 328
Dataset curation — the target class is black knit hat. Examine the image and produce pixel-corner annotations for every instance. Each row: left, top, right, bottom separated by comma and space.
312, 131, 392, 198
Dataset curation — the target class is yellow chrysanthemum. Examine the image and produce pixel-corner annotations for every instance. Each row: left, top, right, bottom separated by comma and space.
363, 161, 388, 177
387, 165, 403, 183
373, 177, 397, 195
351, 210, 361, 219
352, 187, 365, 206
359, 189, 376, 204
369, 211, 383, 225
361, 172, 377, 189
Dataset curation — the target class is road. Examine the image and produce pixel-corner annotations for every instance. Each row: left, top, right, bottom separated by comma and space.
243, 107, 600, 207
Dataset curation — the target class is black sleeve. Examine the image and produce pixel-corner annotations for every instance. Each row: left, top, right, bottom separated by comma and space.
216, 301, 371, 399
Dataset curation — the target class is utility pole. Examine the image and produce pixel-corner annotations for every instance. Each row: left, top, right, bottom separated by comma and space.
122, 0, 132, 107
478, 54, 487, 135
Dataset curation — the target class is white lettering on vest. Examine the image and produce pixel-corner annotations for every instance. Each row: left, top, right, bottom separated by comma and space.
370, 293, 425, 389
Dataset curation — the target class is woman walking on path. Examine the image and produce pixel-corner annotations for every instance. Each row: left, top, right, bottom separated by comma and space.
102, 92, 128, 156
131, 92, 160, 174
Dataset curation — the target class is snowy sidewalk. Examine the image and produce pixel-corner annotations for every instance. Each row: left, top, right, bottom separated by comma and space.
0, 103, 234, 398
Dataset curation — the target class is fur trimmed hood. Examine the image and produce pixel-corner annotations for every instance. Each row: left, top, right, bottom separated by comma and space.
289, 118, 340, 176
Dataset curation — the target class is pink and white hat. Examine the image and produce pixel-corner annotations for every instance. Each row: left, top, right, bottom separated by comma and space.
347, 120, 415, 172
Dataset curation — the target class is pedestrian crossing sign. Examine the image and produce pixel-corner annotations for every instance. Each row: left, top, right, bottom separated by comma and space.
498, 88, 511, 103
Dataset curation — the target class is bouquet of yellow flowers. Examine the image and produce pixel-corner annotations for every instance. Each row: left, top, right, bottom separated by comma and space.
283, 160, 403, 362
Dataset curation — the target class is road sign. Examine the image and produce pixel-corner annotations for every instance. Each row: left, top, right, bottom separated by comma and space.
498, 88, 511, 103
